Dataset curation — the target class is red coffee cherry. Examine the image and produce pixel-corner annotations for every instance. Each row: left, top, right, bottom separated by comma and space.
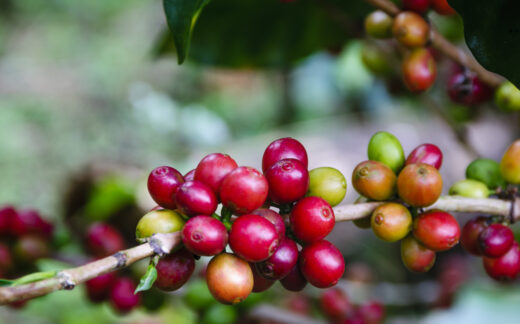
447, 69, 492, 106
358, 300, 385, 324
220, 167, 269, 215
402, 48, 437, 93
460, 216, 489, 256
182, 216, 228, 256
0, 242, 13, 274
184, 169, 196, 182
262, 137, 308, 173
256, 238, 299, 280
155, 249, 195, 291
352, 161, 396, 201
195, 153, 238, 195
175, 180, 218, 216
402, 0, 431, 14
392, 11, 430, 48
251, 208, 286, 241
400, 235, 436, 272
250, 263, 275, 293
280, 262, 308, 292
85, 271, 117, 303
397, 163, 442, 207
14, 234, 50, 263
147, 166, 184, 209
405, 143, 443, 170
0, 206, 16, 236
431, 0, 456, 15
320, 288, 352, 320
483, 242, 520, 281
478, 224, 514, 258
290, 197, 335, 243
413, 210, 460, 251
300, 240, 345, 288
229, 214, 279, 262
85, 222, 125, 258
206, 253, 253, 304
265, 159, 309, 204
10, 209, 54, 239
109, 277, 141, 314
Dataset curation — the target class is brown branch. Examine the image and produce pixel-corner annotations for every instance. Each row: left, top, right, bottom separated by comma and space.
0, 196, 518, 305
364, 0, 505, 88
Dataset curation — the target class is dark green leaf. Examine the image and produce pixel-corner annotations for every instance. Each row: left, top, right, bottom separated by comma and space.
449, 0, 520, 87
135, 264, 158, 294
163, 0, 211, 64
0, 279, 14, 287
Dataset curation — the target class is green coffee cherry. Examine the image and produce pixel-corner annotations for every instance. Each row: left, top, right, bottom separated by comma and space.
201, 304, 238, 324
495, 81, 520, 111
465, 158, 506, 189
307, 167, 347, 207
367, 131, 405, 174
141, 288, 166, 311
361, 42, 393, 76
449, 179, 489, 198
136, 209, 185, 239
365, 10, 393, 39
184, 279, 215, 310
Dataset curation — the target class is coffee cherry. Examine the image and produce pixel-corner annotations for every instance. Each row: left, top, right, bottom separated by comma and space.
500, 140, 520, 184
195, 153, 238, 195
250, 263, 275, 293
140, 288, 166, 312
280, 262, 308, 292
402, 0, 430, 14
466, 158, 506, 189
364, 10, 394, 39
85, 272, 117, 303
290, 196, 335, 243
431, 0, 456, 15
392, 12, 430, 48
401, 235, 436, 272
175, 180, 218, 216
220, 167, 268, 215
402, 48, 437, 93
406, 143, 443, 169
368, 131, 405, 174
460, 216, 489, 256
184, 169, 196, 182
447, 69, 492, 106
478, 224, 514, 258
307, 167, 346, 207
320, 288, 352, 320
206, 253, 253, 304
342, 315, 366, 324
483, 242, 520, 281
109, 277, 140, 313
371, 203, 412, 242
256, 238, 298, 280
262, 137, 308, 173
0, 206, 16, 236
361, 42, 393, 76
14, 234, 50, 263
182, 216, 227, 256
201, 304, 238, 324
413, 210, 460, 251
10, 209, 53, 239
85, 222, 125, 257
0, 243, 13, 274
155, 248, 195, 291
352, 161, 396, 201
183, 279, 214, 310
147, 166, 184, 209
358, 301, 385, 324
397, 163, 442, 207
251, 208, 285, 241
135, 209, 185, 239
230, 214, 279, 262
495, 82, 520, 111
265, 159, 309, 204
300, 240, 345, 288
449, 179, 489, 198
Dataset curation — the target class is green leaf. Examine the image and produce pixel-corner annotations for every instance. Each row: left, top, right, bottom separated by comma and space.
449, 0, 520, 87
12, 271, 58, 286
0, 279, 15, 287
135, 264, 158, 294
163, 0, 211, 64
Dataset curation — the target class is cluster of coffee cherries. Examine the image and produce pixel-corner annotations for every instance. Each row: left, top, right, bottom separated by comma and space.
135, 137, 347, 305
457, 140, 520, 281
0, 205, 54, 308
352, 131, 460, 272
320, 288, 385, 324
83, 222, 143, 313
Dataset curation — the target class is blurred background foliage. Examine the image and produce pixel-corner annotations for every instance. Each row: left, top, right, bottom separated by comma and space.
0, 0, 519, 323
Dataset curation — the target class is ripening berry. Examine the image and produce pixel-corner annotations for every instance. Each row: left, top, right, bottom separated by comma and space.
449, 179, 489, 198
392, 11, 430, 48
431, 0, 456, 15
371, 203, 412, 242
495, 82, 520, 112
402, 48, 437, 93
135, 209, 185, 239
397, 163, 442, 207
352, 161, 396, 201
206, 253, 253, 304
364, 10, 394, 39
306, 167, 347, 207
500, 140, 520, 184
401, 235, 436, 272
413, 210, 460, 251
367, 131, 405, 174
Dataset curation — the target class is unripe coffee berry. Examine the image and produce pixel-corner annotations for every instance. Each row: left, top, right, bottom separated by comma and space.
400, 235, 436, 272
352, 160, 396, 201
500, 140, 520, 184
371, 203, 412, 242
220, 167, 268, 215
413, 210, 460, 251
206, 253, 253, 304
466, 158, 505, 189
397, 163, 442, 207
364, 10, 394, 39
147, 166, 184, 209
368, 131, 405, 174
195, 153, 238, 195
229, 214, 279, 262
495, 82, 520, 112
290, 196, 335, 243
175, 180, 218, 216
265, 158, 309, 204
155, 248, 195, 291
182, 216, 228, 256
478, 224, 514, 258
136, 209, 185, 239
300, 240, 345, 288
405, 143, 443, 170
307, 167, 347, 207
392, 11, 430, 48
262, 137, 308, 173
449, 179, 489, 198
